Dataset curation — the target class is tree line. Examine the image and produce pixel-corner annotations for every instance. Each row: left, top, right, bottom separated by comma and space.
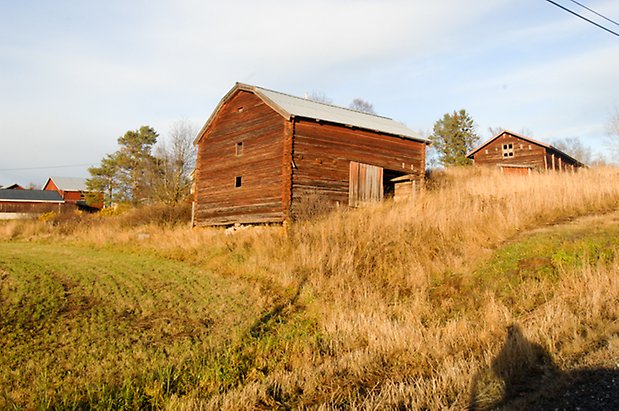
88, 104, 607, 207
87, 121, 196, 207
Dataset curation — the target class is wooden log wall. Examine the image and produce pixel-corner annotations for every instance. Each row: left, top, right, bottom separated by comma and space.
0, 202, 67, 214
291, 119, 426, 214
473, 133, 546, 170
62, 191, 84, 203
43, 180, 85, 203
194, 91, 286, 226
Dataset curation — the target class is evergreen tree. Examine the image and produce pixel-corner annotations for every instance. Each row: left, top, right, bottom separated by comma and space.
115, 126, 158, 203
87, 126, 159, 205
87, 153, 120, 207
430, 109, 479, 166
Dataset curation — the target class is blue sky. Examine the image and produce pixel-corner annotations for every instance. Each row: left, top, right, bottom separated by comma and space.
1, 0, 618, 186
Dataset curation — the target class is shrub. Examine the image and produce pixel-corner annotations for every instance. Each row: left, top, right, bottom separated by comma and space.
38, 211, 57, 222
117, 202, 192, 227
99, 203, 132, 217
290, 191, 336, 222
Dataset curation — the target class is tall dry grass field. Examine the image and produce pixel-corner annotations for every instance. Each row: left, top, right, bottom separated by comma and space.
1, 167, 618, 409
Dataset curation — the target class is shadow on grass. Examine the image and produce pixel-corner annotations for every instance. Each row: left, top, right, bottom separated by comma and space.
248, 272, 308, 339
469, 324, 619, 410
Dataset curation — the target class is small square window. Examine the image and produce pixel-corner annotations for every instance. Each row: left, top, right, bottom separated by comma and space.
502, 143, 514, 158
235, 176, 242, 188
235, 142, 244, 156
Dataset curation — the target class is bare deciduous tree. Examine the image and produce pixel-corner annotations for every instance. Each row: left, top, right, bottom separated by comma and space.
552, 137, 592, 165
487, 126, 504, 137
349, 98, 375, 114
150, 120, 197, 204
608, 108, 619, 143
307, 91, 333, 104
603, 109, 619, 164
611, 109, 619, 138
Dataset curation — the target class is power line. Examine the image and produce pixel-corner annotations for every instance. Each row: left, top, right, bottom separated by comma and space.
568, 0, 619, 28
544, 0, 619, 37
0, 163, 95, 172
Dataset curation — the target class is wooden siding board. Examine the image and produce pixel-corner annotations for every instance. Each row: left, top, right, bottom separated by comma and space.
281, 120, 294, 219
294, 128, 425, 163
0, 201, 77, 215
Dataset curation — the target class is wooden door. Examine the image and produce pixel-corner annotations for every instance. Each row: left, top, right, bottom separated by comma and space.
349, 161, 383, 206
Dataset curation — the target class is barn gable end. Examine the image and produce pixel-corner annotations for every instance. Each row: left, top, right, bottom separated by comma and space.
194, 90, 287, 226
467, 130, 585, 173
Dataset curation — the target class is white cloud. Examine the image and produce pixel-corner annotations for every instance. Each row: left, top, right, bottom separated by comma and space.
1, 0, 618, 183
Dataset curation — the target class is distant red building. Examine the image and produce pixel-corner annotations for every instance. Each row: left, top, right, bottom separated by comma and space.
43, 176, 102, 210
0, 189, 64, 219
0, 183, 24, 190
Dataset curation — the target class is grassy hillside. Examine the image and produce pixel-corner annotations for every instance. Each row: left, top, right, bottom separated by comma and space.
0, 242, 269, 408
1, 167, 618, 409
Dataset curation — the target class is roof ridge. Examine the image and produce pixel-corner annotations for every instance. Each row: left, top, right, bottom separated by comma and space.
192, 82, 429, 145
249, 83, 395, 121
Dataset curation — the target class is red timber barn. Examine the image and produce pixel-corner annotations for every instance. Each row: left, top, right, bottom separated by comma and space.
43, 176, 87, 203
467, 130, 585, 175
193, 83, 429, 226
43, 176, 102, 210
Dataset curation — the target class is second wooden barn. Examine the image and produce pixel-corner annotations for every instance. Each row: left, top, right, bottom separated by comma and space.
194, 83, 430, 226
467, 130, 585, 175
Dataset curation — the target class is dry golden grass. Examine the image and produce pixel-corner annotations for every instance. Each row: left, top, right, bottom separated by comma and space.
1, 166, 619, 409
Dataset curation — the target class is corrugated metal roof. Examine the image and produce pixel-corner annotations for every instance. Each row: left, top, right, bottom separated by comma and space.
196, 83, 429, 144
252, 85, 428, 143
0, 189, 63, 202
47, 176, 88, 191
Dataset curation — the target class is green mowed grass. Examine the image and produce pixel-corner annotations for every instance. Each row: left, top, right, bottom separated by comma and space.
429, 213, 619, 321
0, 242, 267, 409
474, 217, 619, 292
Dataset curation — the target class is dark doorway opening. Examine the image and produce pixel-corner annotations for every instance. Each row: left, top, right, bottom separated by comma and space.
383, 169, 409, 199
